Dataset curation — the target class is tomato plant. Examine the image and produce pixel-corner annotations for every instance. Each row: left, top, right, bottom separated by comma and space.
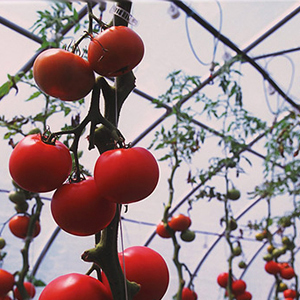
94, 147, 159, 204
0, 269, 14, 297
88, 26, 144, 77
51, 177, 116, 236
14, 282, 36, 300
8, 215, 40, 239
102, 246, 169, 300
33, 48, 95, 101
181, 287, 198, 300
38, 273, 111, 300
9, 134, 72, 193
168, 214, 191, 232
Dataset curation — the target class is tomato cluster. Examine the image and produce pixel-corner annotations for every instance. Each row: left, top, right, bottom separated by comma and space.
33, 26, 144, 101
217, 272, 252, 300
156, 214, 195, 242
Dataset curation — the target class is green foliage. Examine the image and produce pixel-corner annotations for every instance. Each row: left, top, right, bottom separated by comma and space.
32, 2, 81, 49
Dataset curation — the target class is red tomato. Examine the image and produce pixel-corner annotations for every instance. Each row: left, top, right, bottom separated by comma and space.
0, 269, 14, 297
0, 295, 12, 300
232, 279, 247, 296
102, 246, 169, 300
283, 289, 297, 298
168, 214, 191, 232
8, 215, 40, 239
88, 26, 144, 77
280, 266, 295, 280
156, 221, 172, 238
14, 282, 36, 300
217, 272, 229, 288
51, 177, 116, 236
39, 273, 110, 300
94, 147, 159, 204
33, 48, 95, 101
236, 291, 252, 300
182, 287, 198, 300
264, 261, 280, 275
9, 134, 72, 193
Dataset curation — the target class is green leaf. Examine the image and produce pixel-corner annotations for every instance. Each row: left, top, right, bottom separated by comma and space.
26, 91, 42, 101
0, 81, 12, 100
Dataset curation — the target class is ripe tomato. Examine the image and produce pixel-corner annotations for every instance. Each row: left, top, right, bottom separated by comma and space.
51, 177, 116, 236
236, 291, 252, 300
94, 147, 159, 204
88, 26, 144, 77
8, 215, 40, 239
168, 214, 191, 232
9, 134, 72, 193
264, 260, 280, 275
232, 279, 247, 296
0, 269, 14, 297
102, 246, 169, 300
283, 289, 297, 298
0, 295, 12, 300
156, 221, 172, 238
14, 282, 36, 300
182, 287, 198, 300
33, 48, 95, 101
39, 273, 110, 300
280, 266, 295, 280
217, 272, 229, 288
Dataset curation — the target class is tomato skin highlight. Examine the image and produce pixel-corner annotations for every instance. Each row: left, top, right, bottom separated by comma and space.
8, 215, 40, 239
102, 246, 169, 300
0, 269, 14, 297
33, 48, 95, 101
9, 134, 72, 193
94, 147, 159, 204
88, 26, 144, 77
51, 177, 116, 236
39, 273, 111, 300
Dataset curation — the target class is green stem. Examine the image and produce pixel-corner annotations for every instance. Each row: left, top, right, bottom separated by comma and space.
16, 195, 44, 300
82, 206, 140, 300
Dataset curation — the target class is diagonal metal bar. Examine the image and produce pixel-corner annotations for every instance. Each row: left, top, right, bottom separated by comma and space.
172, 0, 300, 111
0, 16, 43, 44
